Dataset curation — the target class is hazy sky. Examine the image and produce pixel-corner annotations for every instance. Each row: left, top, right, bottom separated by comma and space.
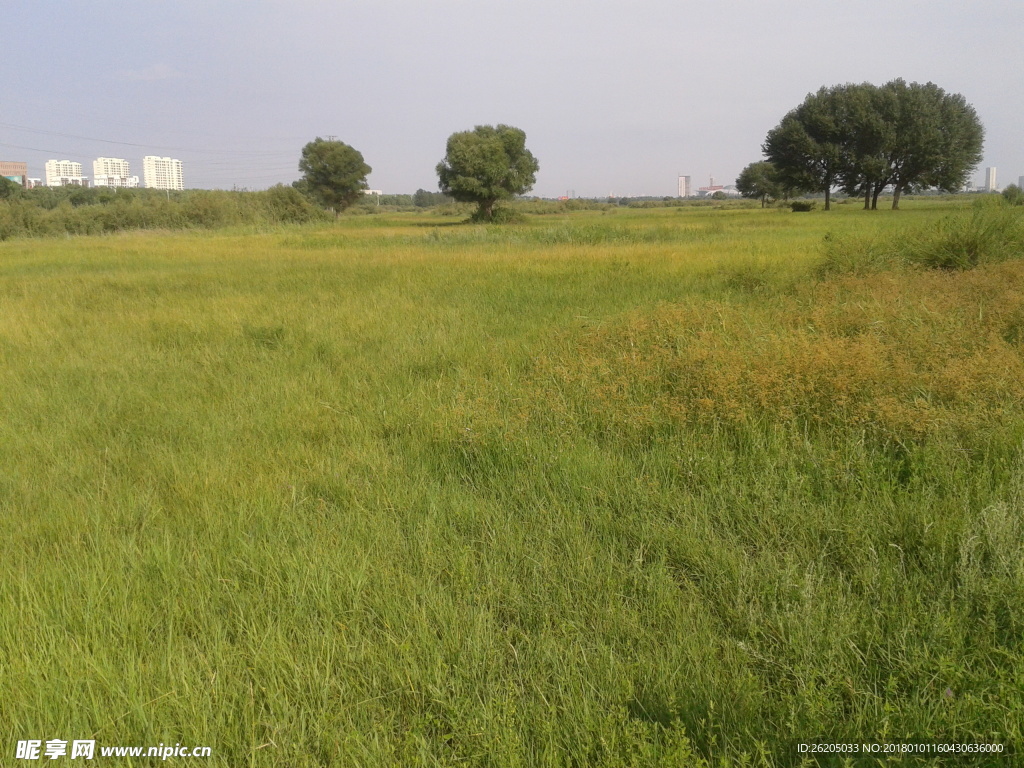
3, 2, 1021, 197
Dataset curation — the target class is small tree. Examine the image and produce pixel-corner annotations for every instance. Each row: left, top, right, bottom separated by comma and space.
436, 124, 539, 221
297, 138, 371, 217
736, 161, 785, 207
1002, 184, 1024, 206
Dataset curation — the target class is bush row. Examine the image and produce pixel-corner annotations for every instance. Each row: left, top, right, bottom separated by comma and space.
0, 185, 329, 240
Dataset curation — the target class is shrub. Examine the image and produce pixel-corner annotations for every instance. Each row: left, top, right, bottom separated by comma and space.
906, 206, 1024, 270
469, 205, 525, 224
1002, 184, 1024, 206
263, 184, 328, 224
791, 200, 817, 212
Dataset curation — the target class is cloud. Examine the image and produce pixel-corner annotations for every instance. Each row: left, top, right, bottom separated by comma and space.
114, 64, 183, 82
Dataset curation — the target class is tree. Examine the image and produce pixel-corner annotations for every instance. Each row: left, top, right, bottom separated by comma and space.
436, 124, 539, 221
0, 175, 22, 200
837, 83, 897, 210
297, 138, 371, 217
736, 161, 785, 207
763, 85, 858, 210
412, 188, 451, 208
840, 80, 984, 210
884, 80, 983, 209
765, 81, 984, 212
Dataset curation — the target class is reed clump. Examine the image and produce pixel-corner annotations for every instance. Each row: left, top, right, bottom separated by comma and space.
820, 201, 1024, 275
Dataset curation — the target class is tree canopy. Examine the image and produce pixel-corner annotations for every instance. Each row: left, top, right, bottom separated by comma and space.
436, 124, 539, 221
763, 81, 983, 210
297, 138, 371, 216
736, 161, 785, 207
0, 175, 22, 200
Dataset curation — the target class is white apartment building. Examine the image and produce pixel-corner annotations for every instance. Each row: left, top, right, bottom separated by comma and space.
142, 156, 184, 190
93, 157, 139, 188
985, 167, 997, 192
677, 175, 692, 197
44, 159, 86, 187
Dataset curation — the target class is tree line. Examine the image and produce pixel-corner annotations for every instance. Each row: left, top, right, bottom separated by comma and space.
737, 80, 984, 210
3, 81, 990, 238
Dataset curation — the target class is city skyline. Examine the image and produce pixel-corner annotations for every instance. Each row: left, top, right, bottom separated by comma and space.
2, 3, 1022, 197
10, 155, 182, 191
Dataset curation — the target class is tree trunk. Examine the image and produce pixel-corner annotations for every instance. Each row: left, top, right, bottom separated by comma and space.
892, 185, 902, 210
824, 188, 831, 211
864, 187, 871, 210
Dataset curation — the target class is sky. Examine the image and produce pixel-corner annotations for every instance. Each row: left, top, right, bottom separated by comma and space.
3, 1, 1022, 198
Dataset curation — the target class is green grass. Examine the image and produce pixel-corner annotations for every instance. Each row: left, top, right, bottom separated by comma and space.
2, 199, 1022, 766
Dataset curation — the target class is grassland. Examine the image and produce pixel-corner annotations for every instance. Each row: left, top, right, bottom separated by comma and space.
2, 199, 1022, 766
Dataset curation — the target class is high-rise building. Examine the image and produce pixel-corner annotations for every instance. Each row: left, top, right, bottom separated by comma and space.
1, 160, 28, 187
44, 160, 87, 186
142, 156, 184, 190
1018, 175, 1023, 190
677, 175, 692, 197
93, 157, 139, 188
985, 167, 997, 192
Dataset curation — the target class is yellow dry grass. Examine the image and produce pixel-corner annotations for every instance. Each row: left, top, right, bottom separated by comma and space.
528, 259, 1024, 444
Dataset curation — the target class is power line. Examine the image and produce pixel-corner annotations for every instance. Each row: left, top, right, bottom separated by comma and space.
0, 122, 297, 157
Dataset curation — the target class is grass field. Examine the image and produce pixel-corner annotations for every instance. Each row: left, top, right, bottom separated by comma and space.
2, 199, 1023, 766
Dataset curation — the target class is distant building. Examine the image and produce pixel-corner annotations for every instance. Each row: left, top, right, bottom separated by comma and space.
93, 157, 139, 188
677, 175, 691, 197
1018, 175, 1023, 190
44, 160, 87, 186
1, 160, 28, 187
26, 178, 42, 189
696, 182, 742, 198
985, 167, 997, 192
142, 156, 184, 190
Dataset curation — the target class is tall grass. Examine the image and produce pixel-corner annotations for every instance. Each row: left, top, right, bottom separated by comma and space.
1, 200, 1021, 766
820, 197, 1024, 274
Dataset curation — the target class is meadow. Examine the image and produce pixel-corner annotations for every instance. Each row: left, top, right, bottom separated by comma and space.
1, 199, 1022, 766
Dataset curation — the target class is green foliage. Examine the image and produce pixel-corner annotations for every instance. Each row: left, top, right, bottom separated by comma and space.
297, 137, 372, 215
0, 176, 22, 199
790, 200, 816, 212
436, 124, 539, 221
765, 80, 984, 211
468, 205, 525, 224
0, 186, 328, 240
735, 161, 784, 207
413, 188, 453, 208
262, 184, 329, 223
763, 84, 853, 210
1002, 184, 1024, 206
